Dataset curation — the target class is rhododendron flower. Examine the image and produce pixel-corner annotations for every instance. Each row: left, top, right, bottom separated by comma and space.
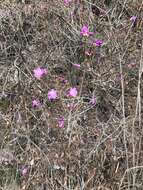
72, 63, 81, 69
68, 87, 78, 97
90, 97, 96, 105
80, 25, 93, 37
130, 16, 137, 22
20, 167, 28, 177
33, 67, 47, 79
32, 99, 41, 107
64, 0, 72, 5
58, 117, 65, 128
47, 89, 57, 100
64, 79, 68, 84
93, 39, 103, 47
116, 74, 123, 81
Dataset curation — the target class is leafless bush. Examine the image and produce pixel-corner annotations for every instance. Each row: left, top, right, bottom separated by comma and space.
0, 0, 142, 189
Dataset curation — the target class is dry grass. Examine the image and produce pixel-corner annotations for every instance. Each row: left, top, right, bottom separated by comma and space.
0, 0, 143, 189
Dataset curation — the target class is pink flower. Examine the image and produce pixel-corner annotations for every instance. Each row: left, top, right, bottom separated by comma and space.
64, 0, 72, 5
68, 87, 78, 97
72, 63, 81, 69
116, 74, 123, 81
58, 117, 65, 128
64, 79, 68, 84
32, 99, 41, 107
130, 16, 137, 22
33, 67, 47, 79
80, 25, 93, 37
20, 167, 28, 177
93, 39, 103, 47
47, 89, 57, 100
90, 97, 96, 105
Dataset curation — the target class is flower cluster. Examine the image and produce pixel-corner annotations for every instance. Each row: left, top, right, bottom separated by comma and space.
32, 67, 79, 108
31, 9, 135, 131
80, 25, 103, 47
32, 65, 98, 129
